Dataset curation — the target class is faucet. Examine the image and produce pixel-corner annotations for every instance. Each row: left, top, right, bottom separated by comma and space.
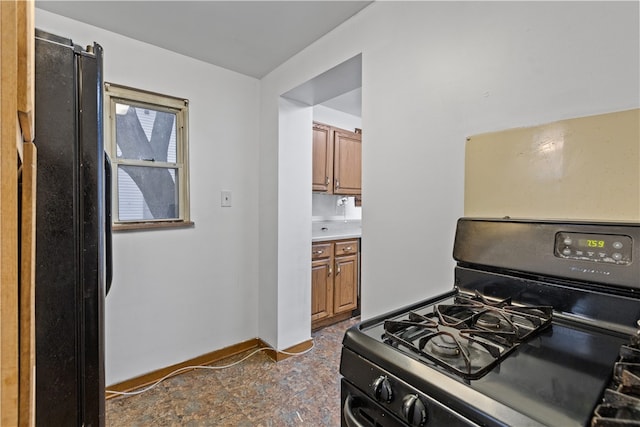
337, 197, 349, 222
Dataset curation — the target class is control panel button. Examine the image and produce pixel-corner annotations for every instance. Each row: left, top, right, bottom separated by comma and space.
402, 394, 428, 427
372, 376, 393, 403
555, 232, 632, 265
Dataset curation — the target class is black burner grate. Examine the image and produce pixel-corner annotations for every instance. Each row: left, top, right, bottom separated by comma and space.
382, 291, 552, 379
592, 339, 640, 426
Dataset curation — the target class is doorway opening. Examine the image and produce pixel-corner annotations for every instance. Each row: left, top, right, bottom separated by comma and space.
282, 54, 363, 332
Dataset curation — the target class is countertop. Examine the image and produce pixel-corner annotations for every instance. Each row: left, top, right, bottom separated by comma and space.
312, 220, 361, 242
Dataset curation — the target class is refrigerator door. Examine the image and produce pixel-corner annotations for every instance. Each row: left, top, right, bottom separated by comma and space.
34, 29, 106, 427
105, 154, 113, 295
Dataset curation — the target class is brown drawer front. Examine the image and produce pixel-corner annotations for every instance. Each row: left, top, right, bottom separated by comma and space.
312, 243, 332, 260
335, 240, 358, 256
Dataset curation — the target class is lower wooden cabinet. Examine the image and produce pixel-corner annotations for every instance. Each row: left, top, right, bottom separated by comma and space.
311, 239, 359, 330
311, 258, 332, 322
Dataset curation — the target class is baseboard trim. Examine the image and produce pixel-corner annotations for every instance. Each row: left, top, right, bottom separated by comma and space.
262, 339, 314, 362
105, 338, 265, 399
105, 337, 314, 399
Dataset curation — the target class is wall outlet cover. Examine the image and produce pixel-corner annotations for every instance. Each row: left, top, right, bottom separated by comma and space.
221, 190, 232, 207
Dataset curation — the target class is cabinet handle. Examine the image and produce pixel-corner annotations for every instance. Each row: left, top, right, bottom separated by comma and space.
336, 264, 341, 275
313, 250, 324, 255
335, 179, 340, 189
343, 247, 352, 252
328, 267, 332, 277
325, 176, 330, 185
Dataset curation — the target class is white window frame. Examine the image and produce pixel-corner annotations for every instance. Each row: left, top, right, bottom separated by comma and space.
104, 82, 191, 230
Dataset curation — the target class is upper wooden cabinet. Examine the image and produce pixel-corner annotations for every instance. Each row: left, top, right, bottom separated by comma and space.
333, 128, 361, 195
312, 122, 361, 195
312, 122, 333, 192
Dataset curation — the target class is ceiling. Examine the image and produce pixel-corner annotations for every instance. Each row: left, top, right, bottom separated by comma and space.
283, 54, 362, 116
35, 1, 372, 80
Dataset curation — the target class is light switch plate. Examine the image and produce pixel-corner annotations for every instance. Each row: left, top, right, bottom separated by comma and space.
221, 190, 232, 207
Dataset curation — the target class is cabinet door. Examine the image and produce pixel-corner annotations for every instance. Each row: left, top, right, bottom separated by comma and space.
311, 258, 333, 321
333, 129, 361, 195
333, 254, 358, 314
312, 122, 333, 192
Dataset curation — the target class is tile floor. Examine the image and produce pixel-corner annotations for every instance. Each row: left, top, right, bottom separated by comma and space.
106, 317, 359, 426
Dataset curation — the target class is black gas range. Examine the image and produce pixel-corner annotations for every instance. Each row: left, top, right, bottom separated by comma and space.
340, 218, 640, 427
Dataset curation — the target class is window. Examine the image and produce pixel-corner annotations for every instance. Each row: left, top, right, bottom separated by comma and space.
104, 83, 191, 229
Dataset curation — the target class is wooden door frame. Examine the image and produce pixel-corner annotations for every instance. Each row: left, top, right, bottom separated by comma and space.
1, 1, 36, 426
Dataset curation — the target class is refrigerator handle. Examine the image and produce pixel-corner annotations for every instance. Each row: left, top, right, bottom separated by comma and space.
105, 153, 113, 295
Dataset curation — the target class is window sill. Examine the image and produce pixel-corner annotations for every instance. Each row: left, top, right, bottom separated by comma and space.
113, 221, 195, 232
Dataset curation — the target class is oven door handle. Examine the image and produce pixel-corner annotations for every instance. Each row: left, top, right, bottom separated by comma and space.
343, 394, 368, 427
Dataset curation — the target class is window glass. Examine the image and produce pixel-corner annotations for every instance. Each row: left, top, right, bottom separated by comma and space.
114, 103, 177, 162
117, 165, 178, 221
105, 83, 190, 228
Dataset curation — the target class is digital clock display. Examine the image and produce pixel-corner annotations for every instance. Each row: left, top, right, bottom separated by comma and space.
578, 239, 605, 248
556, 231, 632, 265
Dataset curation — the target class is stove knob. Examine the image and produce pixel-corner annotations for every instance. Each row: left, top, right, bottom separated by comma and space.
372, 376, 393, 403
402, 394, 428, 426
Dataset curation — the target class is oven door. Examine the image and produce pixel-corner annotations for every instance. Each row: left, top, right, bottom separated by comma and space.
342, 379, 406, 427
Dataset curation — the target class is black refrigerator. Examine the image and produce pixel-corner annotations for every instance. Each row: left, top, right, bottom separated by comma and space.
34, 29, 112, 426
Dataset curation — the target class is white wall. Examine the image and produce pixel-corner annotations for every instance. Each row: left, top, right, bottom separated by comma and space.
35, 9, 261, 385
276, 99, 314, 348
35, 0, 639, 383
259, 0, 640, 340
313, 104, 361, 132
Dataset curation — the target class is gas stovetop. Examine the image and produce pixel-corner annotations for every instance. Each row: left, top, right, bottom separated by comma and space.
346, 286, 631, 426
